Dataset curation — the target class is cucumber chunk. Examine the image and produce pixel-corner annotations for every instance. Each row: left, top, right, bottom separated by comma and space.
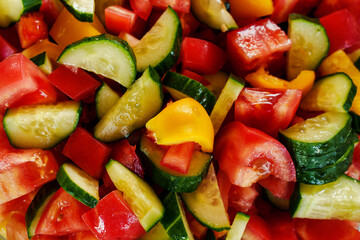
106, 159, 165, 232
57, 162, 99, 208
3, 101, 81, 149
140, 133, 212, 193
25, 181, 60, 239
30, 52, 53, 75
290, 175, 360, 221
94, 67, 163, 142
181, 164, 230, 231
300, 73, 357, 113
58, 34, 136, 88
279, 112, 352, 156
0, 0, 41, 28
133, 7, 182, 76
163, 71, 216, 114
161, 191, 194, 240
139, 223, 171, 240
225, 213, 249, 240
287, 14, 329, 80
60, 0, 94, 22
95, 82, 120, 119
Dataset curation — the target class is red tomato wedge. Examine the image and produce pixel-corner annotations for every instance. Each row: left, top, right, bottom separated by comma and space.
264, 210, 298, 240
5, 213, 28, 240
105, 6, 137, 35
150, 0, 190, 13
82, 190, 145, 240
130, 0, 153, 20
35, 188, 90, 236
258, 176, 295, 199
271, 0, 298, 23
16, 12, 48, 49
0, 35, 17, 62
69, 231, 98, 240
214, 121, 296, 188
228, 184, 259, 213
160, 141, 195, 174
242, 215, 271, 240
234, 88, 302, 137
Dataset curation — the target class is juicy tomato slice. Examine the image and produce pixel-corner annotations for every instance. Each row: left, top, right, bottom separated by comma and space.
228, 184, 259, 213
150, 0, 191, 13
242, 215, 271, 240
258, 176, 295, 199
39, 0, 64, 27
82, 190, 145, 240
226, 18, 291, 73
160, 141, 195, 174
69, 231, 98, 240
213, 121, 296, 188
179, 12, 200, 37
264, 210, 298, 240
17, 12, 48, 49
271, 0, 298, 23
5, 213, 28, 240
294, 218, 360, 240
234, 88, 302, 137
0, 35, 17, 62
0, 190, 36, 223
35, 188, 90, 236
130, 0, 153, 20
105, 5, 137, 35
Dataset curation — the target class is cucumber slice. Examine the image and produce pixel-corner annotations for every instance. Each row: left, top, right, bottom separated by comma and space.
25, 181, 60, 239
60, 0, 94, 22
210, 74, 244, 134
191, 0, 238, 32
95, 82, 120, 119
58, 34, 136, 88
56, 162, 99, 208
140, 133, 212, 193
160, 191, 194, 240
181, 164, 230, 231
106, 159, 165, 232
30, 52, 53, 75
350, 111, 360, 134
296, 144, 354, 185
225, 213, 249, 240
279, 112, 352, 156
3, 101, 82, 149
300, 73, 357, 113
94, 67, 163, 142
133, 7, 182, 76
203, 71, 229, 99
290, 175, 360, 221
163, 71, 216, 114
265, 189, 290, 210
355, 57, 360, 70
287, 14, 329, 80
0, 0, 41, 28
139, 223, 171, 240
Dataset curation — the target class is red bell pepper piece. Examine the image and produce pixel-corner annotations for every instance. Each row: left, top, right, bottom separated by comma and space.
319, 9, 360, 53
160, 141, 195, 174
62, 127, 111, 179
0, 35, 17, 62
105, 5, 137, 35
48, 65, 100, 101
150, 0, 191, 13
17, 12, 48, 49
130, 0, 153, 21
182, 37, 226, 75
82, 190, 146, 240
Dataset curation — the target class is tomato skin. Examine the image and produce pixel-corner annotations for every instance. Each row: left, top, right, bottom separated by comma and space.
17, 12, 48, 49
242, 215, 271, 240
150, 0, 190, 13
294, 218, 360, 240
214, 121, 296, 188
182, 37, 226, 75
36, 188, 90, 236
234, 88, 302, 137
105, 6, 137, 35
130, 0, 153, 20
226, 18, 291, 73
62, 127, 111, 179
82, 190, 145, 240
160, 141, 195, 174
228, 184, 259, 213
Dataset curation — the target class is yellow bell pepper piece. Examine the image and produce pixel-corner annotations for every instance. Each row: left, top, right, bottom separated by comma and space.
22, 39, 63, 61
50, 8, 105, 48
229, 0, 274, 19
146, 98, 214, 153
348, 48, 360, 63
245, 67, 315, 97
318, 50, 360, 115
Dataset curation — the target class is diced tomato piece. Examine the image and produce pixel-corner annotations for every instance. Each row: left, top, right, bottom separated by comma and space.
150, 0, 190, 13
118, 31, 140, 47
214, 121, 296, 188
48, 65, 100, 101
227, 18, 291, 73
0, 190, 36, 223
319, 9, 360, 54
40, 0, 64, 27
186, 211, 208, 240
0, 26, 22, 51
32, 235, 69, 240
110, 139, 144, 178
69, 231, 98, 240
62, 127, 111, 179
228, 184, 259, 213
179, 12, 200, 37
271, 0, 298, 23
180, 69, 210, 86
182, 37, 226, 74
5, 213, 28, 240
258, 176, 295, 199
17, 12, 48, 49
242, 215, 271, 240
160, 142, 195, 174
294, 218, 360, 240
82, 190, 145, 240
234, 88, 302, 137
293, 0, 321, 15
105, 5, 137, 35
217, 170, 232, 211
289, 115, 304, 127
264, 210, 297, 240
315, 0, 360, 24
346, 135, 360, 180
129, 0, 153, 20
0, 35, 17, 62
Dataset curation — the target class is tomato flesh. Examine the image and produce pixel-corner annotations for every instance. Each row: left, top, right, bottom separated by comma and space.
17, 12, 48, 49
160, 141, 195, 174
130, 0, 153, 20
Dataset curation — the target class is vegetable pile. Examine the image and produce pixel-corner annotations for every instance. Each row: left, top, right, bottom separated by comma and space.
1, 0, 360, 239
